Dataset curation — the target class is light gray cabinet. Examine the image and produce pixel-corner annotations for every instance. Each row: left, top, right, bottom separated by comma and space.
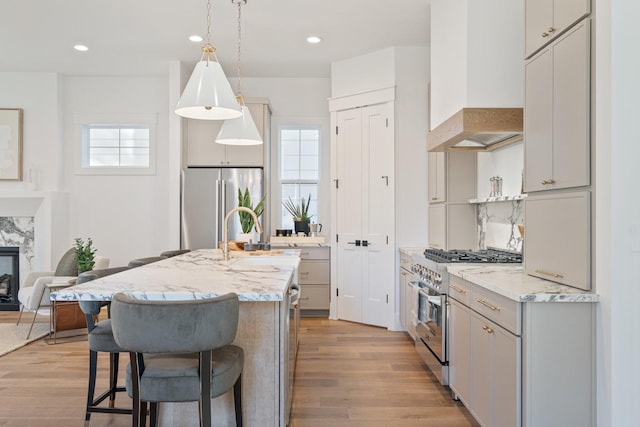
297, 247, 330, 316
448, 274, 595, 427
428, 203, 476, 250
525, 0, 590, 58
427, 151, 477, 250
398, 252, 415, 339
524, 191, 591, 290
186, 100, 271, 167
524, 19, 590, 193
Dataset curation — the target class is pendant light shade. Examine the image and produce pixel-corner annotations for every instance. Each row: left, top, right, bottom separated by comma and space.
216, 104, 263, 145
174, 0, 242, 121
175, 60, 242, 121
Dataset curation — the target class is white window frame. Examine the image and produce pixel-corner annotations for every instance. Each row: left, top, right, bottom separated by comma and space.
73, 113, 157, 175
278, 125, 321, 228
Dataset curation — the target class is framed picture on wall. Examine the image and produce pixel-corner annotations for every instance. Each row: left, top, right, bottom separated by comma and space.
0, 108, 23, 181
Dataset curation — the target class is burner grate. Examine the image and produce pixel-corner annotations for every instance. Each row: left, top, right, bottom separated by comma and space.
423, 248, 522, 264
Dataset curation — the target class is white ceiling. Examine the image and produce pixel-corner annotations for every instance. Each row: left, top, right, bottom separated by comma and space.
0, 0, 430, 78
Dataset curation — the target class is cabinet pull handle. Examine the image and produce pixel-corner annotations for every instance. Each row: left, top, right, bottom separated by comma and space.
449, 283, 467, 294
300, 252, 309, 256
535, 269, 564, 279
482, 325, 494, 334
300, 272, 310, 275
431, 197, 438, 200
300, 297, 310, 301
541, 179, 556, 185
477, 299, 500, 311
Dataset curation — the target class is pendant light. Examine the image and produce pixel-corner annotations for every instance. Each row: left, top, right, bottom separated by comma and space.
215, 0, 263, 145
175, 0, 242, 120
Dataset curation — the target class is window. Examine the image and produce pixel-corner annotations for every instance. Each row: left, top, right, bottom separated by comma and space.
279, 126, 320, 229
74, 114, 157, 175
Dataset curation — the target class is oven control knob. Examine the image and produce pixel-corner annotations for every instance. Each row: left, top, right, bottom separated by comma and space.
434, 274, 442, 284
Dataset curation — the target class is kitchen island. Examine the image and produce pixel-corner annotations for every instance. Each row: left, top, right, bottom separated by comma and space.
51, 248, 301, 427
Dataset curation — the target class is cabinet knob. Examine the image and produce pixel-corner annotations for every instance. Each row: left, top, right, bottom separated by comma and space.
482, 325, 494, 334
547, 27, 556, 33
541, 179, 556, 185
542, 32, 549, 37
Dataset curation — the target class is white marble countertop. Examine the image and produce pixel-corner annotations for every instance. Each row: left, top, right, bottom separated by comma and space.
447, 264, 599, 303
51, 249, 300, 302
400, 247, 426, 257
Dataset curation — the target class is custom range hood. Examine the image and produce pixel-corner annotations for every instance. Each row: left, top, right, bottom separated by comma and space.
427, 108, 523, 152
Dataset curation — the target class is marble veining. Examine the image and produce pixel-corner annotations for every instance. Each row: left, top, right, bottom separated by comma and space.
476, 199, 524, 252
447, 264, 599, 303
51, 249, 300, 302
0, 216, 35, 280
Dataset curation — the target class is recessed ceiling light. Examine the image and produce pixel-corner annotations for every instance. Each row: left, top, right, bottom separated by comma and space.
74, 44, 89, 52
306, 36, 322, 44
189, 35, 203, 43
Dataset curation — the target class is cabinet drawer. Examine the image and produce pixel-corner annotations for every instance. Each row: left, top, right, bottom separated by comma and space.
448, 275, 473, 307
471, 285, 521, 335
299, 260, 330, 284
297, 247, 330, 260
299, 284, 330, 310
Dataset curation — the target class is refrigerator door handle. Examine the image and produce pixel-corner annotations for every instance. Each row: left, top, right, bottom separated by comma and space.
216, 178, 223, 247
220, 179, 227, 242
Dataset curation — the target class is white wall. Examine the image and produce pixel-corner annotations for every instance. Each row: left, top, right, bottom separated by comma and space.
596, 0, 640, 425
331, 48, 395, 98
476, 142, 524, 198
62, 75, 173, 267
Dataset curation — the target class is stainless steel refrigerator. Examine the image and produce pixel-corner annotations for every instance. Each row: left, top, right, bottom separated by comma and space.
181, 167, 265, 250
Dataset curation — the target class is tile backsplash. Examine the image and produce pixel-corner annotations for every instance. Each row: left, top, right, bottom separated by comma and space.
477, 200, 524, 252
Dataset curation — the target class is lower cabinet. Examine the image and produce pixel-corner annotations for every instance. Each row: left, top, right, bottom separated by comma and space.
470, 312, 520, 427
296, 247, 330, 316
448, 274, 594, 427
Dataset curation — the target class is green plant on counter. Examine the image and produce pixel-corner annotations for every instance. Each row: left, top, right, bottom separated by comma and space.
74, 237, 96, 272
283, 194, 312, 222
238, 187, 265, 233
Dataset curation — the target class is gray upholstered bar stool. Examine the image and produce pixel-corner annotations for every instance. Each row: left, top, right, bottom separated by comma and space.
76, 267, 133, 426
127, 256, 167, 268
111, 292, 244, 427
159, 249, 191, 258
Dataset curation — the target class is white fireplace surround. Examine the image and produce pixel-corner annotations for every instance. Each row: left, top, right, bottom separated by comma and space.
0, 191, 69, 274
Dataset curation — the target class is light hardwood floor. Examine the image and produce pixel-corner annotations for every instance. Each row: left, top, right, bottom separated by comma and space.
0, 312, 478, 427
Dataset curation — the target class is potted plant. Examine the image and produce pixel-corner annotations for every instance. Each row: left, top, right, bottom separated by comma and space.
283, 194, 312, 235
74, 237, 96, 274
236, 187, 265, 242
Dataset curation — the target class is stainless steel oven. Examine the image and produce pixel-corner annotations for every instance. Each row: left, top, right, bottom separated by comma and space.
414, 280, 448, 385
411, 247, 522, 386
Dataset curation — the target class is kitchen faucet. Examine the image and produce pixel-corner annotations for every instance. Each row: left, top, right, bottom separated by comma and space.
223, 207, 263, 260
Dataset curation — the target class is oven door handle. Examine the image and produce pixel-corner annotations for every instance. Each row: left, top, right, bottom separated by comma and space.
418, 289, 442, 306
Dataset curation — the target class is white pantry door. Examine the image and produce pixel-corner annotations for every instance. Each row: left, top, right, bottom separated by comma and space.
335, 102, 394, 328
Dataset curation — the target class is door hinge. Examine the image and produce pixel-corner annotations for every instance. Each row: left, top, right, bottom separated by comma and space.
334, 179, 339, 189
336, 126, 339, 135
336, 288, 339, 297
386, 235, 389, 245
386, 118, 389, 127
386, 294, 389, 303
336, 234, 339, 243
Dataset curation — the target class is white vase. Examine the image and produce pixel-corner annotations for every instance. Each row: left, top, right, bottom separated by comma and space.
235, 232, 256, 243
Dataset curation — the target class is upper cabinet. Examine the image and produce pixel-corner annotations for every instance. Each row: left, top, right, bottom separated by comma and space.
428, 152, 446, 203
428, 152, 477, 204
524, 19, 590, 193
186, 100, 271, 167
525, 0, 591, 58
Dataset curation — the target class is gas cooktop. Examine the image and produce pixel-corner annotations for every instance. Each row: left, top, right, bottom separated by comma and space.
423, 248, 522, 264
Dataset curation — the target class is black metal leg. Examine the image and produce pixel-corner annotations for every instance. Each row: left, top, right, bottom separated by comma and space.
109, 352, 119, 407
149, 402, 159, 427
200, 351, 212, 427
140, 401, 148, 427
234, 374, 243, 427
85, 350, 98, 426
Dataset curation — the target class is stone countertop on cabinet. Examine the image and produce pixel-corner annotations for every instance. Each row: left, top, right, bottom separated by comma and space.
400, 247, 427, 257
51, 248, 300, 302
447, 264, 599, 303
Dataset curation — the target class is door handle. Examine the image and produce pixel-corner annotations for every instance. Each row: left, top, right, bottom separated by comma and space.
347, 240, 361, 246
362, 240, 369, 247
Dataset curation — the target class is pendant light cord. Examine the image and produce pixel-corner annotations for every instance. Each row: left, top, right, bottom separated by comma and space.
235, 0, 245, 106
201, 0, 219, 63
